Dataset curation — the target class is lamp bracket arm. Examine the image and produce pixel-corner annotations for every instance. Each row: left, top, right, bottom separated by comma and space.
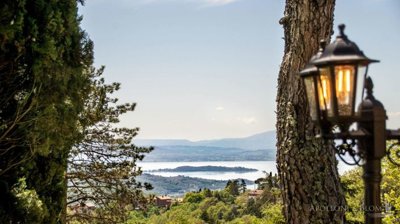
331, 139, 364, 166
386, 130, 400, 167
321, 128, 371, 141
386, 129, 400, 140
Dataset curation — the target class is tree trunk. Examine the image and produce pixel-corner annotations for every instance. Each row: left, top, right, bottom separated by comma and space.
276, 0, 346, 223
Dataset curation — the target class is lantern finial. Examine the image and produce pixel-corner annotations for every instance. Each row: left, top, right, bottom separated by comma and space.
338, 24, 347, 39
365, 76, 374, 100
319, 39, 326, 51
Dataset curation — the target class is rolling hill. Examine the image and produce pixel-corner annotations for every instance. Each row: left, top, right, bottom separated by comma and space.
134, 130, 276, 150
134, 131, 277, 162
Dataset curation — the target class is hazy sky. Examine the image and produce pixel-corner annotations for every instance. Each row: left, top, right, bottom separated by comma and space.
79, 0, 400, 140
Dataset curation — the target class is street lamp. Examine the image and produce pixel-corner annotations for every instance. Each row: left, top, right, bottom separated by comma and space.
300, 24, 400, 224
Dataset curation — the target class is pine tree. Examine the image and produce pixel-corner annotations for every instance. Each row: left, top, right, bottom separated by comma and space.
67, 66, 153, 223
276, 0, 346, 223
0, 0, 91, 222
240, 179, 246, 194
225, 180, 240, 196
0, 1, 152, 223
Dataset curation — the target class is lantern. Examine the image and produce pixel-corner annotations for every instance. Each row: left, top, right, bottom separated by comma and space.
300, 24, 379, 128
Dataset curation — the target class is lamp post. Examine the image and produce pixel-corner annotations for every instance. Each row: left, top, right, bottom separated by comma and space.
299, 24, 400, 224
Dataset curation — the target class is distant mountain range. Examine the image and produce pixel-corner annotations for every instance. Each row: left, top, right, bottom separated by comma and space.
134, 131, 277, 162
134, 130, 276, 150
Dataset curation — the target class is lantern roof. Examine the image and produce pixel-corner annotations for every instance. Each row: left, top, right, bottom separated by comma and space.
299, 40, 326, 76
313, 24, 379, 66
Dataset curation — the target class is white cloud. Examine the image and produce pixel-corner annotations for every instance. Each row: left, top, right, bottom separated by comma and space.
236, 116, 257, 125
215, 106, 225, 111
388, 112, 400, 117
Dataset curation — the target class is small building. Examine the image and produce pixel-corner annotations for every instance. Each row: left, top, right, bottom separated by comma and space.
248, 190, 263, 199
155, 196, 172, 208
68, 202, 96, 215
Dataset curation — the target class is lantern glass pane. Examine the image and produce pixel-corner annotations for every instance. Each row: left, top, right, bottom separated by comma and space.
355, 65, 367, 114
334, 65, 355, 116
317, 68, 333, 116
304, 76, 318, 121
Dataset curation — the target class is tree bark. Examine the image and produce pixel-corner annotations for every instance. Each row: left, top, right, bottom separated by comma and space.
276, 0, 346, 223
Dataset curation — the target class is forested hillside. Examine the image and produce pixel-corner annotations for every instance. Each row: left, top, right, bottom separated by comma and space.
137, 173, 254, 196
127, 158, 400, 224
128, 173, 284, 224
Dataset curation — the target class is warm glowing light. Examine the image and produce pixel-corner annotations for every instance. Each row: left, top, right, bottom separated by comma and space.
335, 66, 355, 115
345, 69, 351, 91
318, 72, 331, 111
337, 68, 351, 95
338, 70, 343, 92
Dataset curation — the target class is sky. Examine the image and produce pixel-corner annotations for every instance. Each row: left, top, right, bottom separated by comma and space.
79, 0, 400, 141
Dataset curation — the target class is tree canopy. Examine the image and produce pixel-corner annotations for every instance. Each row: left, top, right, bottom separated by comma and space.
0, 0, 91, 222
67, 66, 153, 223
0, 1, 151, 223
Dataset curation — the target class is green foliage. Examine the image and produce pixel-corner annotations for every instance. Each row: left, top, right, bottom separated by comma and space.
10, 178, 48, 223
382, 146, 400, 223
341, 168, 364, 223
66, 66, 153, 223
340, 152, 400, 224
138, 174, 234, 196
0, 0, 92, 222
206, 201, 232, 223
127, 203, 162, 224
239, 179, 247, 194
128, 157, 400, 224
184, 192, 205, 204
261, 203, 285, 224
126, 211, 148, 224
255, 171, 279, 190
127, 176, 284, 224
1, 1, 152, 223
202, 188, 213, 198
225, 180, 240, 196
229, 215, 263, 224
147, 203, 203, 224
244, 198, 260, 217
